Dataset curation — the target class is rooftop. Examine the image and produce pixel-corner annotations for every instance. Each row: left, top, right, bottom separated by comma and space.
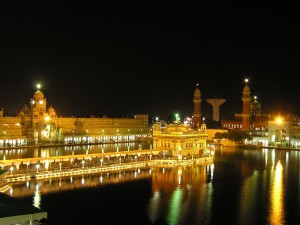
0, 193, 47, 225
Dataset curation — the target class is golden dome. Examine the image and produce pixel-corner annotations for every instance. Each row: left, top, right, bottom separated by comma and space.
166, 123, 190, 133
48, 106, 55, 112
243, 85, 250, 92
33, 90, 44, 99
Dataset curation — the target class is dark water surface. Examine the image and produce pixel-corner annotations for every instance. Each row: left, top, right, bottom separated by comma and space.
5, 147, 300, 225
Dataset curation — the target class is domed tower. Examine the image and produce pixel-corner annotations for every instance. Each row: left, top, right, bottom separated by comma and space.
193, 84, 202, 129
30, 84, 47, 118
250, 96, 261, 116
48, 105, 57, 118
241, 79, 251, 130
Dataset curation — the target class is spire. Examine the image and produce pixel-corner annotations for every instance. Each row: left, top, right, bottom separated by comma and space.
193, 83, 202, 129
241, 78, 251, 130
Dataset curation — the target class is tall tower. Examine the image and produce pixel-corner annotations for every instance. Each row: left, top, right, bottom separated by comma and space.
241, 79, 251, 130
30, 83, 47, 118
206, 97, 226, 121
250, 96, 261, 116
193, 84, 202, 129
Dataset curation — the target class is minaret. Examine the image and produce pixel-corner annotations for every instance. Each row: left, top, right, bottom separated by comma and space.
193, 84, 202, 129
241, 78, 251, 130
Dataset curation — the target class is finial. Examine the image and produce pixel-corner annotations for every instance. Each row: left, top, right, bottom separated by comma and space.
36, 83, 41, 90
244, 78, 249, 84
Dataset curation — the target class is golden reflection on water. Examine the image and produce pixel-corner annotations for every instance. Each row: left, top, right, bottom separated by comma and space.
269, 160, 284, 225
149, 164, 212, 224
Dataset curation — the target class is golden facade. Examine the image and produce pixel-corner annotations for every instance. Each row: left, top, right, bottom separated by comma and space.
153, 122, 208, 158
0, 86, 150, 146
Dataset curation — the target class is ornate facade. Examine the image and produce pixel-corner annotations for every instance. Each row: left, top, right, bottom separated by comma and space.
153, 121, 208, 158
153, 84, 209, 158
0, 85, 150, 147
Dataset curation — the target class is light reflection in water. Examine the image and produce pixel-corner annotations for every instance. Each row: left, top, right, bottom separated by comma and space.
0, 142, 150, 161
238, 171, 259, 225
33, 184, 41, 209
269, 160, 284, 225
167, 187, 183, 225
178, 167, 182, 185
148, 189, 161, 223
265, 149, 268, 166
210, 164, 214, 180
272, 149, 276, 166
200, 164, 214, 224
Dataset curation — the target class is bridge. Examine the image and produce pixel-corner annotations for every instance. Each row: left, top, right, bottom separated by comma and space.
0, 149, 214, 182
0, 149, 160, 167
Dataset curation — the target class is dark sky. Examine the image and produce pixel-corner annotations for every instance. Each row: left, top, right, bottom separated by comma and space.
0, 2, 299, 120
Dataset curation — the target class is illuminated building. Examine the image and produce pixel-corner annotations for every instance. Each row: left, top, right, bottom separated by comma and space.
0, 84, 150, 147
268, 114, 300, 147
153, 121, 208, 158
221, 79, 269, 132
153, 85, 209, 158
219, 79, 300, 147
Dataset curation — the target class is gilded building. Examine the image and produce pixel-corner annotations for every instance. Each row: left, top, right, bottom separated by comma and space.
153, 121, 208, 158
0, 85, 150, 147
153, 84, 209, 158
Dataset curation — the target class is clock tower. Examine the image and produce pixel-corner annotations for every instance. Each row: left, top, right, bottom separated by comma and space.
30, 84, 47, 118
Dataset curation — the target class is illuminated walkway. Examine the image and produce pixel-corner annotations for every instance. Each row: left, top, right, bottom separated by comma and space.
0, 149, 159, 167
4, 155, 214, 183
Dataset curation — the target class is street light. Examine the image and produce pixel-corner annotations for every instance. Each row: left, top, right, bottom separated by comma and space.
36, 164, 40, 173
10, 166, 14, 175
276, 117, 283, 124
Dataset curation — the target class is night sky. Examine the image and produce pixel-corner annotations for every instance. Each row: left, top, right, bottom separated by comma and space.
0, 2, 299, 121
